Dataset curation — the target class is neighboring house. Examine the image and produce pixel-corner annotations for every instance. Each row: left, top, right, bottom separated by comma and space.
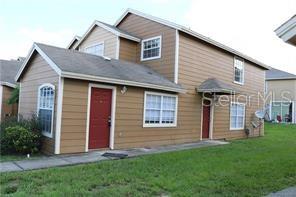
0, 59, 22, 122
266, 68, 296, 123
16, 9, 269, 154
275, 15, 296, 46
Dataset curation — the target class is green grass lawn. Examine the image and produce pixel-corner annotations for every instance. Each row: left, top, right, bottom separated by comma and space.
0, 154, 43, 163
1, 123, 295, 196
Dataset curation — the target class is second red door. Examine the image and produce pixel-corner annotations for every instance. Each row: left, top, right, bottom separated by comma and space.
89, 87, 112, 149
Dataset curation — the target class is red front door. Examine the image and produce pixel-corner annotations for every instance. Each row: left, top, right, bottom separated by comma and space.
202, 100, 211, 139
89, 87, 112, 149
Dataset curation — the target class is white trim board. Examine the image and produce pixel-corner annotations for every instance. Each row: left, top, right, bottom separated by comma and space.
66, 35, 81, 49
0, 82, 17, 88
74, 20, 140, 50
174, 30, 179, 84
54, 77, 64, 154
15, 43, 62, 82
85, 83, 117, 151
115, 8, 269, 70
61, 71, 185, 93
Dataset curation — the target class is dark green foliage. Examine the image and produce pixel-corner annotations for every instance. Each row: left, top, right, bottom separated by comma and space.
3, 126, 41, 154
6, 85, 19, 105
0, 115, 42, 154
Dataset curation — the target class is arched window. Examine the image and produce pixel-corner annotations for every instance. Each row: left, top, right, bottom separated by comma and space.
38, 84, 55, 137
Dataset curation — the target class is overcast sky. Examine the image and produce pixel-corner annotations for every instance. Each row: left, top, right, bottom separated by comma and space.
1, 0, 295, 74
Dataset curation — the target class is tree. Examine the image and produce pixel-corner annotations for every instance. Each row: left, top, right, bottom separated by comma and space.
7, 85, 19, 105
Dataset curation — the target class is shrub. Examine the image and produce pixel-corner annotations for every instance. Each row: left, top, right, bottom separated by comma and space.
3, 126, 41, 154
0, 115, 42, 155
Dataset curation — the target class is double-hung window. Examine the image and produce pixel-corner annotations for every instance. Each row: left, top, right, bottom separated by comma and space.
144, 92, 177, 127
234, 57, 244, 84
38, 84, 55, 137
141, 36, 162, 61
230, 102, 245, 130
85, 43, 104, 56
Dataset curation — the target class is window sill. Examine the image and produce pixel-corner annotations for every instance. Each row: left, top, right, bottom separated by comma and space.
233, 81, 244, 86
141, 56, 161, 61
143, 123, 177, 128
230, 127, 245, 131
42, 132, 53, 138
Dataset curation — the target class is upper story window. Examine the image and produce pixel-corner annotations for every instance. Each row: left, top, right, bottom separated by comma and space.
85, 43, 104, 56
141, 36, 162, 61
143, 92, 177, 127
234, 57, 244, 85
230, 102, 245, 130
38, 84, 55, 138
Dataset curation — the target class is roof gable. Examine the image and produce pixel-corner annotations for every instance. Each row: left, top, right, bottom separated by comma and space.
115, 8, 269, 70
67, 35, 81, 49
74, 20, 141, 50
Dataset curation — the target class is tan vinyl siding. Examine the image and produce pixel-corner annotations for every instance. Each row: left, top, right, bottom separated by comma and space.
117, 13, 176, 81
18, 52, 59, 154
60, 79, 88, 154
178, 32, 265, 140
60, 78, 199, 152
78, 26, 118, 59
119, 38, 138, 62
266, 79, 296, 101
1, 86, 18, 121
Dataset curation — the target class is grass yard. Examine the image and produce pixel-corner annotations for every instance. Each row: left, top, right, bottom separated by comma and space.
1, 123, 295, 196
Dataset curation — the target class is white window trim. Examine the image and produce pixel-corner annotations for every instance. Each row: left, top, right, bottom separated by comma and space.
233, 57, 245, 85
143, 91, 178, 128
230, 102, 246, 131
84, 42, 105, 56
37, 83, 55, 138
141, 35, 162, 61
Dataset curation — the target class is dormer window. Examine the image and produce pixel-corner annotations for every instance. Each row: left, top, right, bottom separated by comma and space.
234, 57, 244, 85
85, 42, 104, 56
141, 36, 162, 61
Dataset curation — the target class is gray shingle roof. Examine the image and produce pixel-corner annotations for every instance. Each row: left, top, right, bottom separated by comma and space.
36, 43, 183, 91
265, 68, 296, 80
0, 59, 22, 86
197, 78, 239, 94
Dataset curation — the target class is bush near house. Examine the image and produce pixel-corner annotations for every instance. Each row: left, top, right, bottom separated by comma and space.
0, 115, 42, 155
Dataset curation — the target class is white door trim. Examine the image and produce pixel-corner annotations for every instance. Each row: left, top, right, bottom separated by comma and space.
200, 98, 214, 140
85, 83, 116, 152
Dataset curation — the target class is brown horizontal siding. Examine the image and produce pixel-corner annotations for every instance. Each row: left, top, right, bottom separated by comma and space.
119, 38, 138, 62
1, 86, 18, 121
118, 13, 176, 81
18, 52, 59, 154
78, 26, 118, 58
60, 79, 88, 154
178, 32, 265, 140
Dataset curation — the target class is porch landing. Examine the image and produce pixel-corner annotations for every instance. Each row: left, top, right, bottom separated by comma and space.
1, 140, 228, 173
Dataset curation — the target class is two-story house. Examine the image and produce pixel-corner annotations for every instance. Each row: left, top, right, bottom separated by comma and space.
16, 9, 269, 154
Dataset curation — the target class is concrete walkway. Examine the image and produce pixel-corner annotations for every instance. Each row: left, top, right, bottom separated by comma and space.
1, 140, 228, 173
267, 187, 296, 197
